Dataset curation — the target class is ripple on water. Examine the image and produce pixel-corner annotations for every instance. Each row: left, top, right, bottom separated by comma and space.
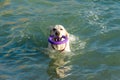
0, 0, 11, 8
0, 0, 120, 80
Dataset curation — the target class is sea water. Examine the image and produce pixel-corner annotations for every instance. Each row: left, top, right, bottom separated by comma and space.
0, 0, 120, 80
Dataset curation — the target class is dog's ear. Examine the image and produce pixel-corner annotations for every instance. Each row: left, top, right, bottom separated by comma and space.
65, 30, 69, 38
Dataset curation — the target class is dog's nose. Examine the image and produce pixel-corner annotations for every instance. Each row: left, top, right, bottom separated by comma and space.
55, 31, 60, 36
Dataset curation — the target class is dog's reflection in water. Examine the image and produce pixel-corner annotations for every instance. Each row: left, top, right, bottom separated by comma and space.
47, 51, 72, 79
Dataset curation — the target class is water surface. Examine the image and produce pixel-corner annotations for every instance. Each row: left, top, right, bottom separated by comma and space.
0, 0, 120, 80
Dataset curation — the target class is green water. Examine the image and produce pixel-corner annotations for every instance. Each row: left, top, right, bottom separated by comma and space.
0, 0, 120, 80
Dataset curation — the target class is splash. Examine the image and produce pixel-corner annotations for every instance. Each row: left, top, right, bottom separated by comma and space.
70, 34, 86, 53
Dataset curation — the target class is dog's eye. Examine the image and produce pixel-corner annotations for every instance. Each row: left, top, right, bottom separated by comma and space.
60, 28, 63, 30
53, 28, 56, 31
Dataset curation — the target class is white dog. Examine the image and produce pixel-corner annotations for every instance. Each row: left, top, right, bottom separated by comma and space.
48, 25, 71, 52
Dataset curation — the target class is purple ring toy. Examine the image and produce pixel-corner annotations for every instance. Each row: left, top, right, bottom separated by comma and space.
48, 35, 68, 45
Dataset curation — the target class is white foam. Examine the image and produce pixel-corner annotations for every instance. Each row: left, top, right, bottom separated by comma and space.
69, 34, 86, 52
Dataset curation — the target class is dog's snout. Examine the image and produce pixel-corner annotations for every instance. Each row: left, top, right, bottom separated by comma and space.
55, 31, 60, 36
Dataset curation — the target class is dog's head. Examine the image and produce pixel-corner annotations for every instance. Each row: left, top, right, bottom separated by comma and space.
50, 25, 69, 40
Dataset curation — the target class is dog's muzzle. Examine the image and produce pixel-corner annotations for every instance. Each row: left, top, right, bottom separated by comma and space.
48, 35, 68, 45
